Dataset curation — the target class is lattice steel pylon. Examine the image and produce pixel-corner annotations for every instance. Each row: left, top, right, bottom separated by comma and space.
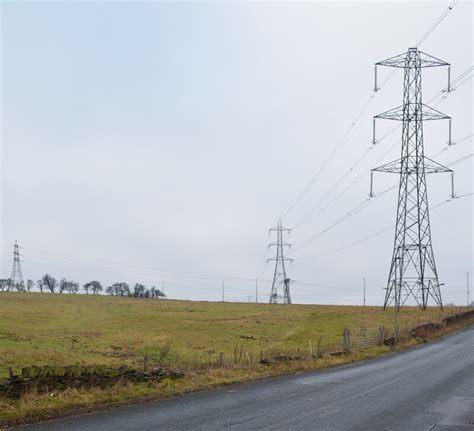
10, 240, 25, 292
267, 219, 293, 304
370, 48, 454, 311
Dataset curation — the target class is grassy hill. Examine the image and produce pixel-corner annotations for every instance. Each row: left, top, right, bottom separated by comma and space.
0, 292, 459, 378
1, 292, 469, 425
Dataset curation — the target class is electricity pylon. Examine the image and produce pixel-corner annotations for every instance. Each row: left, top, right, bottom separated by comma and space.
267, 219, 293, 304
10, 240, 25, 291
370, 48, 454, 311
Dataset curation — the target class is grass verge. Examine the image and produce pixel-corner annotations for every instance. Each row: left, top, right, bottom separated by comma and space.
1, 311, 472, 427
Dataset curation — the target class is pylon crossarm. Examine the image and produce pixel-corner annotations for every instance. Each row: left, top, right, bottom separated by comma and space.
416, 50, 450, 68
267, 257, 293, 262
420, 104, 450, 121
372, 157, 452, 176
268, 242, 292, 248
376, 50, 449, 69
268, 226, 291, 233
423, 157, 452, 174
374, 105, 405, 121
374, 104, 450, 122
372, 159, 402, 174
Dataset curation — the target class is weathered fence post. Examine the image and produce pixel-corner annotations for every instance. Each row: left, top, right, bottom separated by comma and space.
143, 348, 149, 372
317, 337, 322, 358
219, 352, 224, 366
378, 326, 385, 346
308, 340, 313, 357
343, 328, 351, 354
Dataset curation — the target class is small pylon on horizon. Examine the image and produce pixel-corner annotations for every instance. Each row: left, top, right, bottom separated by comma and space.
10, 240, 25, 292
267, 219, 293, 304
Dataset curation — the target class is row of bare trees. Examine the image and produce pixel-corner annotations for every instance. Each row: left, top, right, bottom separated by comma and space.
105, 282, 165, 299
0, 275, 165, 299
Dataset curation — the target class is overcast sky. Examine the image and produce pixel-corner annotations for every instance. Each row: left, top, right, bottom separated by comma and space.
1, 1, 472, 305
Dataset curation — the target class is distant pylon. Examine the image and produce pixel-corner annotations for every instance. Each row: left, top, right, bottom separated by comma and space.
10, 240, 25, 291
267, 219, 293, 304
371, 48, 454, 311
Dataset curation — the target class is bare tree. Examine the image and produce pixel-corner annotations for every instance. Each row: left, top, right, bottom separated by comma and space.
133, 283, 146, 298
84, 280, 102, 295
59, 278, 68, 294
58, 278, 79, 294
106, 282, 130, 297
42, 274, 57, 293
92, 281, 103, 295
103, 282, 165, 300
68, 281, 79, 294
118, 282, 130, 297
151, 286, 166, 299
26, 279, 35, 292
37, 278, 45, 293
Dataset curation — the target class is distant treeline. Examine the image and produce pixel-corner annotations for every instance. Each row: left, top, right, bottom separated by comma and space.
0, 275, 166, 299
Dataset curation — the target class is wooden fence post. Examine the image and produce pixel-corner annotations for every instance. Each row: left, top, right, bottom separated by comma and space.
219, 352, 224, 366
143, 349, 149, 372
378, 326, 385, 346
317, 337, 321, 358
308, 340, 313, 357
343, 328, 351, 354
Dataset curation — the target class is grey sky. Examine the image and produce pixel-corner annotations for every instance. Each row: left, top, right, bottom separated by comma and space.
1, 1, 472, 305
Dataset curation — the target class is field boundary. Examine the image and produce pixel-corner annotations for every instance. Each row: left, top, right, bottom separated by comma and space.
1, 314, 472, 429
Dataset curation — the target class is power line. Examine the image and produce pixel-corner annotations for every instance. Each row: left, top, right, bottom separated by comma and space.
415, 0, 459, 47
280, 1, 462, 222
430, 132, 473, 160
293, 150, 473, 260
17, 246, 267, 285
281, 91, 379, 220
296, 191, 473, 261
445, 153, 473, 166
290, 197, 379, 252
289, 66, 472, 230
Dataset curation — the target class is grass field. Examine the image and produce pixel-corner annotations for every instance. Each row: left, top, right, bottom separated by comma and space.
0, 292, 462, 376
0, 292, 468, 424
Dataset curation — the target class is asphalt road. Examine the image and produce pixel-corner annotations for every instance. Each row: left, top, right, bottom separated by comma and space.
17, 327, 474, 431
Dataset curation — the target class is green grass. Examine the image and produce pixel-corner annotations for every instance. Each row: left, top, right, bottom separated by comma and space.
0, 292, 461, 376
0, 292, 468, 425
